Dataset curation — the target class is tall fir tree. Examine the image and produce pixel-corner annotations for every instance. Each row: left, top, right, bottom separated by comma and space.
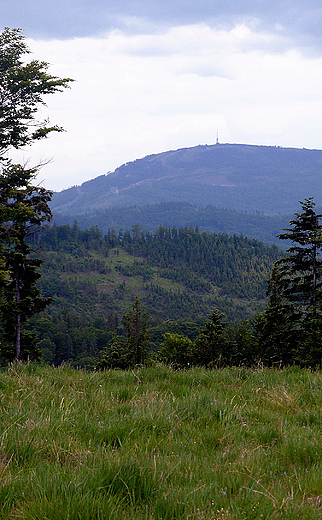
258, 198, 322, 366
0, 163, 53, 360
276, 198, 322, 318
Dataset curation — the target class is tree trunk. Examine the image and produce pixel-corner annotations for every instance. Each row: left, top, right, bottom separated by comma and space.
15, 271, 21, 360
313, 241, 317, 315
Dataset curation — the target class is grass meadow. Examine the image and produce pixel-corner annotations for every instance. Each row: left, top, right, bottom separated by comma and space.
1, 363, 322, 519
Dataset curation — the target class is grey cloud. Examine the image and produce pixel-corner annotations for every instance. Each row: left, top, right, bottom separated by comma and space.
1, 0, 322, 50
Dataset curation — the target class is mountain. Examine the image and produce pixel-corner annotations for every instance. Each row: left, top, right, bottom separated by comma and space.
50, 143, 322, 216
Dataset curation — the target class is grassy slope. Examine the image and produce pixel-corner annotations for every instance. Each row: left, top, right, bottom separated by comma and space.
1, 364, 322, 519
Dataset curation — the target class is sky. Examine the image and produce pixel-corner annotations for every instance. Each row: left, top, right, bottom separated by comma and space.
2, 0, 322, 191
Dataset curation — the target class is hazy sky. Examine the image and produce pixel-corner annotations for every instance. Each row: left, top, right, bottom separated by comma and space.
2, 1, 322, 191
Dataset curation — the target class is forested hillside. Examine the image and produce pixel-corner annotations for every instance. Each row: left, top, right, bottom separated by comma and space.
30, 223, 280, 366
53, 202, 289, 246
50, 143, 322, 216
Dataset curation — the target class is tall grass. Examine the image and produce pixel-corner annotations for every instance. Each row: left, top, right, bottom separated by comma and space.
0, 363, 322, 518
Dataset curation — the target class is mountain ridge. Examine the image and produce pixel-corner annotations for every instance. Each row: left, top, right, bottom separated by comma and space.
50, 142, 322, 216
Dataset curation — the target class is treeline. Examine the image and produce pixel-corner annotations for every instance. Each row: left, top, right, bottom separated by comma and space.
39, 222, 111, 255
30, 307, 207, 368
98, 298, 259, 370
98, 199, 322, 370
52, 201, 289, 246
22, 221, 281, 367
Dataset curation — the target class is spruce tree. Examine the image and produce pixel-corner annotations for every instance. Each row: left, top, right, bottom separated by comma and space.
192, 309, 228, 367
276, 198, 322, 318
0, 163, 53, 360
98, 297, 151, 369
255, 264, 299, 366
258, 198, 322, 366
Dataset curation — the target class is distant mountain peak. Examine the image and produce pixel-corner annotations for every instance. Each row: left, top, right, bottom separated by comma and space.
50, 143, 322, 216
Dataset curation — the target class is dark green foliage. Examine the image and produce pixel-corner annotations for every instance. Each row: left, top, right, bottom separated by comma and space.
31, 310, 119, 367
226, 317, 259, 366
98, 297, 151, 369
277, 198, 322, 317
0, 27, 72, 361
158, 333, 193, 368
257, 198, 322, 366
192, 309, 229, 367
158, 310, 260, 369
297, 316, 322, 366
255, 264, 299, 366
40, 222, 110, 256
0, 164, 52, 361
121, 224, 280, 301
149, 317, 204, 350
29, 221, 280, 365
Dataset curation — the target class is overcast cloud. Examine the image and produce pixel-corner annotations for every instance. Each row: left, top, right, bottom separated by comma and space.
2, 1, 322, 191
4, 0, 322, 45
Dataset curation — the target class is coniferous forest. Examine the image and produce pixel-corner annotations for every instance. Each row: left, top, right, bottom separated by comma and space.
8, 197, 318, 371
18, 221, 280, 367
2, 197, 322, 370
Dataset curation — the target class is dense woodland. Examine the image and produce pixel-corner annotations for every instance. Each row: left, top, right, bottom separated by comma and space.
52, 201, 289, 246
24, 222, 281, 367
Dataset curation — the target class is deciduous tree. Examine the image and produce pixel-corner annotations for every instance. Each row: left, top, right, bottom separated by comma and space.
0, 27, 72, 159
0, 27, 72, 361
158, 333, 193, 368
